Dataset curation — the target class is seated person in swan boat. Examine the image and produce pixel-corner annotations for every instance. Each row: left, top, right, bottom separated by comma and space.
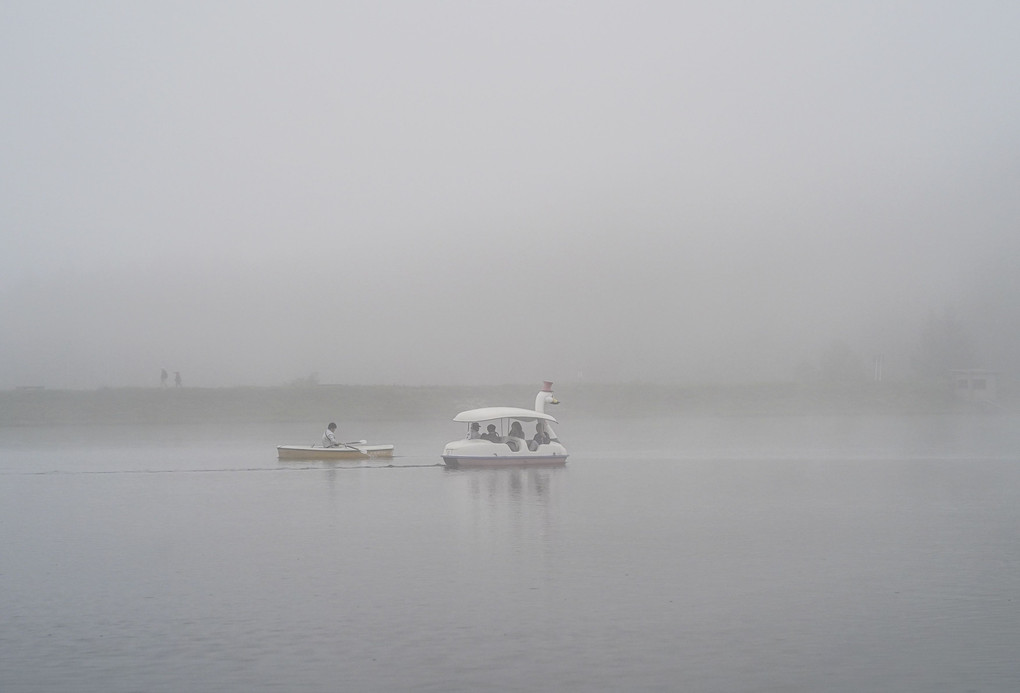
529, 422, 551, 450
481, 424, 501, 442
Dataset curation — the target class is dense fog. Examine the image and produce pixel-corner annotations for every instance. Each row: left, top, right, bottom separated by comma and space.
2, 2, 1018, 389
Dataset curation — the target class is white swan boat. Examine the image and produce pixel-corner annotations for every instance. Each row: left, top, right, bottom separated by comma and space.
277, 440, 395, 460
442, 382, 568, 468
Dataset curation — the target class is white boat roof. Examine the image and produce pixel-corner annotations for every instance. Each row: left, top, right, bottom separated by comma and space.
453, 407, 558, 423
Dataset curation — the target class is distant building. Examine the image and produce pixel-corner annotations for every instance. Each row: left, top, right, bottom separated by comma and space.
951, 369, 997, 403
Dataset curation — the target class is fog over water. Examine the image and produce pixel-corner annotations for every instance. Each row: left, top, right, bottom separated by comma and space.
2, 2, 1018, 389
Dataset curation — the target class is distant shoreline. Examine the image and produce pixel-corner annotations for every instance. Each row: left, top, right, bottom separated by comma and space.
0, 382, 1008, 427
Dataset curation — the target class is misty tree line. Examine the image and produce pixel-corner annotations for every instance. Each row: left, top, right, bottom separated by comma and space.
803, 311, 982, 385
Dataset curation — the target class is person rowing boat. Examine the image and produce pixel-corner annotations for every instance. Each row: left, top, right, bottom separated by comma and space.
322, 422, 341, 448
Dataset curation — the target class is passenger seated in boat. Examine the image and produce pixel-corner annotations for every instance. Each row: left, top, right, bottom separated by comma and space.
322, 422, 340, 448
467, 422, 482, 439
481, 424, 501, 442
529, 422, 551, 450
504, 422, 525, 451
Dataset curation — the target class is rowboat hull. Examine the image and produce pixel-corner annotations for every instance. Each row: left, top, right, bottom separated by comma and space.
277, 444, 394, 460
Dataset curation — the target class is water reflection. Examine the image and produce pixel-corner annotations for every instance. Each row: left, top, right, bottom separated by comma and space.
460, 466, 555, 504
446, 466, 565, 561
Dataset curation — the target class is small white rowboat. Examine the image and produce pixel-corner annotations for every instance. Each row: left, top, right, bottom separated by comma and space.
277, 441, 395, 460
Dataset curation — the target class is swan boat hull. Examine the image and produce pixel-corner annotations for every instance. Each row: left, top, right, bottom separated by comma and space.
441, 440, 568, 468
277, 444, 394, 460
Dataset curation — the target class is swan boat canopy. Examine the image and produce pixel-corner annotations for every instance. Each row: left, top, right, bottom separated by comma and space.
442, 382, 568, 468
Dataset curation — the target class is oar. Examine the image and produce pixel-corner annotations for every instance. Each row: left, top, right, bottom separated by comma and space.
315, 439, 367, 449
341, 440, 369, 456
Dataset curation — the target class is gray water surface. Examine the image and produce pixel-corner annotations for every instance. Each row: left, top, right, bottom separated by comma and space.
2, 416, 1019, 692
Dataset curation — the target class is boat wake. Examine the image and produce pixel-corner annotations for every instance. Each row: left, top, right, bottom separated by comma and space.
1, 462, 444, 476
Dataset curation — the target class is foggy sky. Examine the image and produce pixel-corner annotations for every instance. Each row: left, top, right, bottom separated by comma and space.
2, 1, 1018, 389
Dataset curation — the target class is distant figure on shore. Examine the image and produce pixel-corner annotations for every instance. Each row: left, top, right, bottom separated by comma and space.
160, 369, 168, 387
174, 371, 182, 387
322, 422, 340, 448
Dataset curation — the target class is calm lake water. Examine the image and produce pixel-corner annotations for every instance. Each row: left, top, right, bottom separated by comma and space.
2, 415, 1019, 692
